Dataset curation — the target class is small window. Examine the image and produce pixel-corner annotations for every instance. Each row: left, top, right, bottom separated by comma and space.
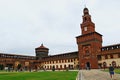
118, 54, 120, 58
65, 60, 66, 62
105, 55, 108, 59
68, 59, 70, 62
71, 59, 73, 62
85, 50, 89, 55
84, 27, 87, 31
110, 54, 113, 58
59, 60, 61, 63
103, 62, 107, 67
112, 61, 116, 67
97, 55, 101, 60
84, 17, 87, 21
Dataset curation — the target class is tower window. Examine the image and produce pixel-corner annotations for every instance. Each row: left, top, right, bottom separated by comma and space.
97, 55, 101, 60
84, 27, 87, 31
85, 50, 89, 55
84, 17, 87, 21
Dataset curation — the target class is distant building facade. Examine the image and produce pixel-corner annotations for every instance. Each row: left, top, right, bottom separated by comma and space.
0, 7, 120, 70
0, 53, 38, 70
98, 44, 120, 68
41, 51, 79, 70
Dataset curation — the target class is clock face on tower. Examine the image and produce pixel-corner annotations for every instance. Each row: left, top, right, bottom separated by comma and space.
84, 27, 87, 31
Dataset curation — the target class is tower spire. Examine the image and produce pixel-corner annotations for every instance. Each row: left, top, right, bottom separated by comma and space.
81, 7, 95, 35
41, 43, 43, 46
83, 7, 91, 22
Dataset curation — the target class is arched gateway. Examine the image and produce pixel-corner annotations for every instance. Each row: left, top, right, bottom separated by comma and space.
86, 62, 90, 70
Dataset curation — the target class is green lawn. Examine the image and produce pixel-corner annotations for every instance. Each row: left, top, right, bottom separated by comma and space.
103, 69, 120, 74
0, 71, 78, 80
114, 69, 120, 74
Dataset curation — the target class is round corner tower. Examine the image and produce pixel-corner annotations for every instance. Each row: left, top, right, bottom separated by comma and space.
35, 44, 49, 59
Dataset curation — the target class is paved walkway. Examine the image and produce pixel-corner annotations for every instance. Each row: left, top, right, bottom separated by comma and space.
79, 70, 120, 80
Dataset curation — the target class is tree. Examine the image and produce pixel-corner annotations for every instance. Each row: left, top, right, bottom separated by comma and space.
17, 64, 22, 71
0, 64, 4, 70
52, 66, 55, 71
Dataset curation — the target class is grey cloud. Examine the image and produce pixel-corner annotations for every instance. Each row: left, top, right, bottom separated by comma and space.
0, 0, 119, 56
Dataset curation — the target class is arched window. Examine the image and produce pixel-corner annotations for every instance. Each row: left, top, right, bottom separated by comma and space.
84, 17, 87, 21
60, 65, 62, 69
68, 59, 70, 62
64, 65, 66, 69
112, 61, 116, 67
103, 62, 107, 67
85, 50, 90, 55
56, 65, 58, 69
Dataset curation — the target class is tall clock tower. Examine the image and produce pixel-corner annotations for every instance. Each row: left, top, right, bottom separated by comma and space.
76, 8, 102, 69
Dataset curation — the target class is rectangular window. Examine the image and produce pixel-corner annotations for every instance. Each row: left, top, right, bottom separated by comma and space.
71, 59, 73, 62
74, 59, 76, 61
105, 55, 108, 59
68, 59, 70, 62
60, 65, 62, 69
65, 60, 66, 62
118, 54, 120, 58
62, 60, 64, 63
56, 65, 58, 69
59, 60, 61, 63
110, 54, 113, 58
97, 55, 101, 60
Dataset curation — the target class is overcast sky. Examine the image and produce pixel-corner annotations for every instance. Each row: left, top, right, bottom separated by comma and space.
0, 0, 120, 56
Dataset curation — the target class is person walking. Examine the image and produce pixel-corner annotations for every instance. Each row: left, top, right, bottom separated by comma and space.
109, 64, 114, 79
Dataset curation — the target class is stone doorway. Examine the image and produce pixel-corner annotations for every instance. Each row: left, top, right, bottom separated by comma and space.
86, 62, 90, 70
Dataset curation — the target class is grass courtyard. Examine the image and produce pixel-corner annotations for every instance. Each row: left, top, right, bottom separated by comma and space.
114, 69, 120, 74
0, 71, 78, 80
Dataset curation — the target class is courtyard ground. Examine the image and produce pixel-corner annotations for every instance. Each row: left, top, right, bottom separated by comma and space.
0, 71, 78, 80
78, 69, 120, 80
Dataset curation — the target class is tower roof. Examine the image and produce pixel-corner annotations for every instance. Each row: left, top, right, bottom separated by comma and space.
83, 7, 89, 15
84, 7, 88, 11
36, 44, 49, 50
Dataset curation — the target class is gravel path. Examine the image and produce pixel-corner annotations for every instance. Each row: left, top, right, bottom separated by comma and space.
79, 69, 120, 80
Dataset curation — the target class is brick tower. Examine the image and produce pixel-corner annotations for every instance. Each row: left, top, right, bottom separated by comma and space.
76, 8, 102, 69
35, 44, 49, 59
